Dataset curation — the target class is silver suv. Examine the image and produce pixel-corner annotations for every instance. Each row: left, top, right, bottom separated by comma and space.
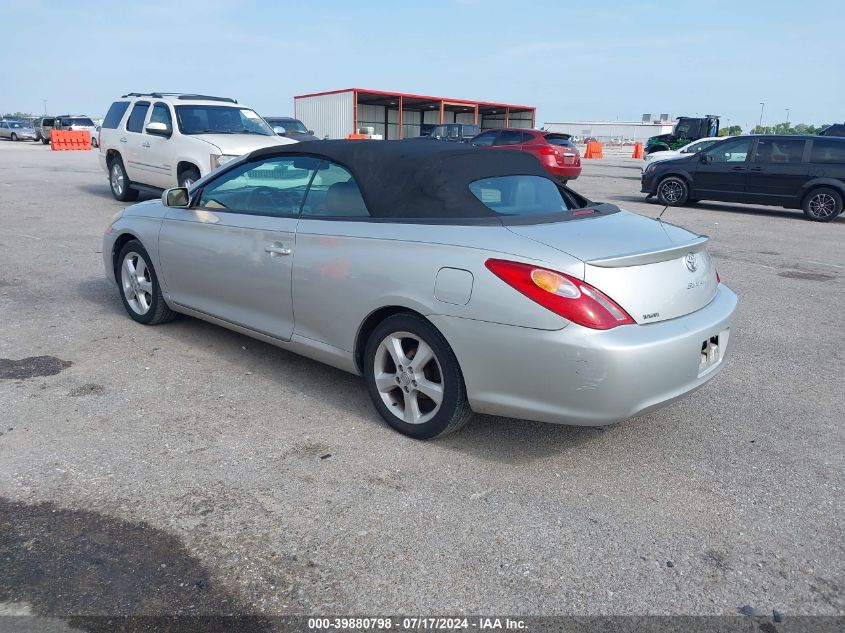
98, 93, 293, 201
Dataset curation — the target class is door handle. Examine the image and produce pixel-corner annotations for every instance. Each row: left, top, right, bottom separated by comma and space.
119, 137, 127, 143
749, 166, 763, 171
265, 245, 291, 256
731, 166, 745, 171
141, 141, 150, 148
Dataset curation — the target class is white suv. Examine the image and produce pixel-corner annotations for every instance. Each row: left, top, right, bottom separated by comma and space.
98, 93, 294, 201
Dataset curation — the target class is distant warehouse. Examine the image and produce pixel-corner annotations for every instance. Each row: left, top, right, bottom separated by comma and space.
544, 116, 676, 143
295, 88, 535, 140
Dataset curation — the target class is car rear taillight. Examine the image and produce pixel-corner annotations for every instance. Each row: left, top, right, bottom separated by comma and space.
538, 146, 559, 155
485, 259, 635, 329
716, 269, 721, 284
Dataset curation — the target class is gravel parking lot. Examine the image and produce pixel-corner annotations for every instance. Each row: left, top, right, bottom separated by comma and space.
0, 140, 843, 622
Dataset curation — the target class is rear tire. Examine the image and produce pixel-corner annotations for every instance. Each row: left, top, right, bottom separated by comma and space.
10, 133, 17, 141
802, 187, 842, 222
656, 176, 689, 206
41, 138, 49, 145
116, 240, 176, 325
363, 313, 472, 439
109, 156, 139, 202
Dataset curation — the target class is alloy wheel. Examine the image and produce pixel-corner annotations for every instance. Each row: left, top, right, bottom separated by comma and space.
111, 163, 125, 196
121, 251, 153, 315
373, 331, 444, 425
660, 180, 684, 203
808, 193, 837, 219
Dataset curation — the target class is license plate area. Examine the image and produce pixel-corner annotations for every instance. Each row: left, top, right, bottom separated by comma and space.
698, 329, 728, 376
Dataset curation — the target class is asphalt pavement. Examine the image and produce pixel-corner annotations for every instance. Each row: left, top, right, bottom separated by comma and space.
0, 140, 842, 624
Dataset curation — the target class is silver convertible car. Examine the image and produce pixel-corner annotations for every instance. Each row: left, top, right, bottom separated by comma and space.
103, 141, 738, 439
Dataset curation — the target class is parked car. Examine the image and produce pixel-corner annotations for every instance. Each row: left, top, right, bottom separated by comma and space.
264, 117, 319, 141
54, 115, 96, 133
98, 92, 293, 201
0, 120, 37, 141
426, 123, 480, 142
642, 137, 724, 172
103, 140, 736, 439
642, 135, 845, 222
818, 123, 845, 137
34, 116, 55, 143
470, 128, 582, 183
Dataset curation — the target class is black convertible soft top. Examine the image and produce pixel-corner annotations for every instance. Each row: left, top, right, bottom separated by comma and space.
248, 139, 555, 219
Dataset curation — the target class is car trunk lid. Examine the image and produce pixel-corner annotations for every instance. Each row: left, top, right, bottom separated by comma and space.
507, 210, 718, 324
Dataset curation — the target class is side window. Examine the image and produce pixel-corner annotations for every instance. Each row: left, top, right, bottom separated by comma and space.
497, 130, 524, 146
810, 139, 845, 164
753, 139, 806, 164
705, 139, 750, 163
198, 156, 319, 216
301, 161, 369, 218
102, 101, 130, 129
471, 131, 499, 146
148, 103, 172, 130
125, 102, 150, 133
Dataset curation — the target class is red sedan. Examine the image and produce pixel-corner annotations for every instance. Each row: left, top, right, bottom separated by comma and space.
469, 128, 582, 183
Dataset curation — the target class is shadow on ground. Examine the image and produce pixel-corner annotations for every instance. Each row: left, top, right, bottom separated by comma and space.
75, 184, 158, 202
604, 195, 845, 224
0, 497, 274, 632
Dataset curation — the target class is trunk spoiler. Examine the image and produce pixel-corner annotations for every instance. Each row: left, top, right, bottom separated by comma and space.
587, 236, 709, 268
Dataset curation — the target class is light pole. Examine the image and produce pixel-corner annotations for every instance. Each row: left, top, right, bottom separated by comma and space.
758, 102, 765, 133
785, 108, 790, 126
43, 99, 47, 115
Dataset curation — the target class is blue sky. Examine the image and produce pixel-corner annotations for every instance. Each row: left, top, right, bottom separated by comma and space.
2, 0, 842, 131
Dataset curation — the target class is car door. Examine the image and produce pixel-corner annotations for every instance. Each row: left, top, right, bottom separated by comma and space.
121, 101, 151, 183
689, 137, 752, 202
139, 102, 175, 188
745, 137, 809, 206
470, 131, 500, 147
0, 123, 8, 139
493, 130, 526, 151
157, 155, 320, 341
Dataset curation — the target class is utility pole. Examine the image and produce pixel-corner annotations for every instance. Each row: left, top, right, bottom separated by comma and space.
758, 102, 765, 133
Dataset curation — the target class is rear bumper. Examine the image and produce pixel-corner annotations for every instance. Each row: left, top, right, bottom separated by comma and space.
430, 284, 738, 426
545, 163, 582, 180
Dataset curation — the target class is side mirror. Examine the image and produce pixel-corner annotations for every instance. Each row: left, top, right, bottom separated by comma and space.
163, 187, 190, 207
273, 126, 286, 135
145, 121, 171, 137
307, 129, 314, 135
699, 154, 712, 165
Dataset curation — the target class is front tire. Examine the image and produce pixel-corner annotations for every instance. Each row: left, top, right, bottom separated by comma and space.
10, 133, 17, 141
656, 176, 689, 206
363, 313, 472, 439
109, 156, 139, 202
803, 187, 843, 222
179, 167, 200, 188
116, 240, 176, 325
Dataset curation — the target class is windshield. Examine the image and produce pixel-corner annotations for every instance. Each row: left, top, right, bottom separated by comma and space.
175, 105, 274, 136
66, 118, 94, 126
469, 175, 574, 216
268, 118, 308, 133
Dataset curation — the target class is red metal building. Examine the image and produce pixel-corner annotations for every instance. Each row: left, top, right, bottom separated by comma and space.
294, 88, 536, 140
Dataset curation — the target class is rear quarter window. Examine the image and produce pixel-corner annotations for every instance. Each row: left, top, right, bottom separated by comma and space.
102, 102, 131, 129
469, 175, 571, 216
810, 139, 845, 164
